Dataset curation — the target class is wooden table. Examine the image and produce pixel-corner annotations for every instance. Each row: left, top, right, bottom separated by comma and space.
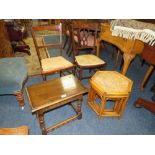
26, 74, 87, 135
96, 23, 144, 75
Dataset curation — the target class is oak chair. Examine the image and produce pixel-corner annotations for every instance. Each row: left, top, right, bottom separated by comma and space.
31, 23, 74, 80
71, 22, 106, 80
0, 57, 28, 109
0, 125, 29, 135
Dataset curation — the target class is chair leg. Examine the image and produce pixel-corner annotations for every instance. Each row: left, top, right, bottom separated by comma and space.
89, 69, 92, 73
141, 59, 145, 67
72, 66, 76, 75
63, 35, 69, 49
42, 74, 46, 81
68, 41, 73, 57
150, 83, 155, 92
16, 90, 24, 110
60, 71, 62, 77
111, 46, 116, 59
79, 68, 82, 80
102, 42, 110, 53
66, 38, 71, 54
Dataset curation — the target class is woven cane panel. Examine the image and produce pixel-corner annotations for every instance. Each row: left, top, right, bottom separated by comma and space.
91, 71, 133, 94
41, 56, 73, 72
75, 54, 106, 66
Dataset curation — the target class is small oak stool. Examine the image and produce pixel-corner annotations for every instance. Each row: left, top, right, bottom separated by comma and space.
87, 71, 133, 118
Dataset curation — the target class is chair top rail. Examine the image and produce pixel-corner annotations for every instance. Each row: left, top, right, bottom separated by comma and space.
31, 24, 61, 31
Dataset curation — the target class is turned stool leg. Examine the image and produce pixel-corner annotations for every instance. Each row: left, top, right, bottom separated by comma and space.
77, 96, 83, 119
16, 90, 24, 110
36, 112, 47, 135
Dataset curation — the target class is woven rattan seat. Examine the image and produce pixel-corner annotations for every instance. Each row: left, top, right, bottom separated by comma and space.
91, 71, 132, 95
41, 56, 73, 73
75, 54, 106, 67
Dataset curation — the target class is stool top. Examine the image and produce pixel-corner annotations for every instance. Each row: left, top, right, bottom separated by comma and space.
91, 71, 133, 95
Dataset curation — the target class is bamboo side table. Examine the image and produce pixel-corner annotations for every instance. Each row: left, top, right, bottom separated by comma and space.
87, 71, 133, 118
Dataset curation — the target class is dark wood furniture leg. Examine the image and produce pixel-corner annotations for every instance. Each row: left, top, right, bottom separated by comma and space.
69, 96, 83, 119
36, 111, 47, 135
66, 38, 72, 55
16, 90, 24, 110
134, 97, 155, 114
63, 35, 69, 49
68, 44, 73, 57
35, 96, 84, 135
42, 74, 47, 81
77, 95, 83, 119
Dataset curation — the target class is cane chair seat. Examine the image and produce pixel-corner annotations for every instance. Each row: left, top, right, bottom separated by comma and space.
41, 56, 74, 73
91, 71, 132, 95
75, 54, 106, 67
87, 71, 133, 118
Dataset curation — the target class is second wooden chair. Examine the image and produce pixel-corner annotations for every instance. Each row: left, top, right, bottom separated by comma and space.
71, 22, 106, 80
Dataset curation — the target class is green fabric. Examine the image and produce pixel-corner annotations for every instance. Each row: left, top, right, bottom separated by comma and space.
0, 57, 28, 94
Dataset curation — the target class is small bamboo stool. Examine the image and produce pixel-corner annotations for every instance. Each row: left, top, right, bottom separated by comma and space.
87, 71, 133, 118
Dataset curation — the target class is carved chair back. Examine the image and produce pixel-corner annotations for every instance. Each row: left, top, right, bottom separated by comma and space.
71, 22, 100, 60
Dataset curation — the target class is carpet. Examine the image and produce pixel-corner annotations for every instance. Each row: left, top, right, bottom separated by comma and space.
1, 36, 155, 135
